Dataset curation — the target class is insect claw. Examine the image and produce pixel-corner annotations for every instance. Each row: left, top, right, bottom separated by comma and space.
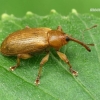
34, 78, 40, 85
70, 68, 78, 76
72, 71, 78, 76
9, 66, 17, 71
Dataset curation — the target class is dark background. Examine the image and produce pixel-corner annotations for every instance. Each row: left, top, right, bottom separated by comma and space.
0, 0, 100, 17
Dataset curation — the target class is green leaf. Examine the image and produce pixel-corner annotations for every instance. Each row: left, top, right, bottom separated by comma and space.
0, 9, 100, 100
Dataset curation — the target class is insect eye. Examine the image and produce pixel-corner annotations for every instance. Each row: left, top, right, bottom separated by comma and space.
66, 36, 70, 41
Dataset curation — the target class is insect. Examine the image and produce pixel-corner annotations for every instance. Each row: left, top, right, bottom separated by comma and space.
0, 26, 93, 85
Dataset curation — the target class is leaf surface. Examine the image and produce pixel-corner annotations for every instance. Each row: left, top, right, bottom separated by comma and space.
0, 10, 100, 100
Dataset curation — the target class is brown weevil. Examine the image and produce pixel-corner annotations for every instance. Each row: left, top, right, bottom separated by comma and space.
0, 26, 93, 85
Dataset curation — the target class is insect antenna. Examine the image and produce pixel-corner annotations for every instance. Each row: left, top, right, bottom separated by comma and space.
83, 25, 97, 32
66, 36, 91, 52
81, 24, 97, 46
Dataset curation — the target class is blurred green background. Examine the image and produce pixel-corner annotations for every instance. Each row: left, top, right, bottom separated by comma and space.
0, 0, 100, 17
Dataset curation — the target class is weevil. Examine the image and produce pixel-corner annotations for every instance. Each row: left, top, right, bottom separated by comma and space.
0, 26, 92, 85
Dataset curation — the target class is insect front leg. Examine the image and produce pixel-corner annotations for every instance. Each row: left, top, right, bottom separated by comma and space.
57, 51, 78, 76
10, 54, 32, 71
35, 53, 49, 85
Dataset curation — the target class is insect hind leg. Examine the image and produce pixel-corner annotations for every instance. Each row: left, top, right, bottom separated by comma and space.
9, 54, 32, 71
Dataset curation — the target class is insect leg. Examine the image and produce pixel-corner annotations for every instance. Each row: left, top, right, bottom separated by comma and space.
35, 53, 49, 85
57, 26, 63, 31
57, 51, 78, 76
10, 54, 32, 71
